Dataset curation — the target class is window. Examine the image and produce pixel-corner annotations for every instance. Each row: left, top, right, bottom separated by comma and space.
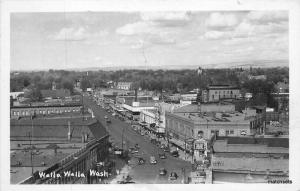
230, 130, 234, 134
225, 130, 229, 135
197, 131, 204, 138
215, 130, 219, 136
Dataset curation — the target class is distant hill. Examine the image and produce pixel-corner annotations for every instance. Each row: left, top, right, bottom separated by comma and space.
11, 59, 288, 72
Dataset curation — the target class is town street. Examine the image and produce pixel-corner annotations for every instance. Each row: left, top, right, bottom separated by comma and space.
83, 96, 192, 183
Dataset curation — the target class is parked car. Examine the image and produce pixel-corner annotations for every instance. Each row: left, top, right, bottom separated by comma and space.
163, 147, 170, 153
150, 156, 157, 165
169, 172, 178, 180
159, 153, 167, 159
171, 151, 179, 157
159, 168, 167, 176
129, 147, 139, 154
138, 158, 145, 165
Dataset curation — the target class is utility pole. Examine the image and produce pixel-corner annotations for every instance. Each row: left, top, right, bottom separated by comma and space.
121, 125, 125, 151
28, 131, 34, 176
81, 92, 84, 121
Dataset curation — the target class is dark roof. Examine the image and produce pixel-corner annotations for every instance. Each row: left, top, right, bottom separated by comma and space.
87, 120, 108, 139
11, 103, 82, 109
216, 136, 289, 148
41, 89, 70, 98
10, 117, 97, 141
207, 85, 239, 90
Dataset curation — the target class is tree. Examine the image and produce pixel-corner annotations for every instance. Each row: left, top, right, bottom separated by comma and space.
81, 78, 91, 91
62, 80, 74, 93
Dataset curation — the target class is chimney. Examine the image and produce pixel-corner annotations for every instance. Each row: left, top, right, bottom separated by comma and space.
67, 121, 71, 141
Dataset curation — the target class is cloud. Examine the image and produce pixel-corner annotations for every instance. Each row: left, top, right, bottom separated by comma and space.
205, 12, 240, 30
202, 11, 288, 41
202, 31, 230, 40
116, 11, 192, 46
50, 26, 109, 41
116, 21, 156, 36
141, 12, 191, 21
140, 12, 192, 27
116, 21, 178, 45
246, 11, 288, 24
51, 27, 87, 41
148, 33, 176, 45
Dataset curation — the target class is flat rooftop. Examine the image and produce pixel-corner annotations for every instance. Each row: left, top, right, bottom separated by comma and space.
172, 111, 249, 123
10, 117, 106, 141
10, 116, 108, 184
173, 103, 235, 113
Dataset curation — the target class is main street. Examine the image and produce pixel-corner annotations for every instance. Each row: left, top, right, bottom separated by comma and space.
83, 96, 192, 184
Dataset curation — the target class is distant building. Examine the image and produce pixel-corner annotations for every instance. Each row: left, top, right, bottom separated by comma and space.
201, 85, 240, 103
248, 75, 267, 80
116, 82, 132, 90
275, 80, 289, 93
75, 79, 81, 88
180, 93, 197, 102
244, 93, 253, 100
52, 81, 57, 90
165, 104, 265, 153
10, 104, 82, 118
212, 136, 289, 182
10, 92, 24, 99
164, 94, 181, 103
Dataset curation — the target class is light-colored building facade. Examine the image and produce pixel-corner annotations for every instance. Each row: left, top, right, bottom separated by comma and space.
10, 92, 24, 99
116, 82, 132, 90
202, 85, 240, 103
166, 111, 253, 141
10, 105, 82, 118
211, 137, 289, 180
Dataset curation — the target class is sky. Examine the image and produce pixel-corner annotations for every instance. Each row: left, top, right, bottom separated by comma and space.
10, 11, 289, 71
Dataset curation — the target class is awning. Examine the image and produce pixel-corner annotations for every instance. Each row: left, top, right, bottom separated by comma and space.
169, 138, 193, 151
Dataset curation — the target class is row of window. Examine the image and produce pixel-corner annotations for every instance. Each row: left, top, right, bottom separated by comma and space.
11, 108, 81, 116
211, 94, 237, 99
212, 90, 237, 94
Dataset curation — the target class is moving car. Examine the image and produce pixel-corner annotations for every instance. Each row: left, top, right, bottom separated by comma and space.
171, 151, 179, 157
159, 168, 167, 176
159, 153, 167, 159
169, 172, 178, 180
150, 156, 157, 164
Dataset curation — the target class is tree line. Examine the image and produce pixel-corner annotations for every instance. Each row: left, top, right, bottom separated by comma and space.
11, 67, 288, 109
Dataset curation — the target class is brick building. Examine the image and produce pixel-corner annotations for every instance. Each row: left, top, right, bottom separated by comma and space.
11, 118, 109, 184
201, 85, 240, 103
10, 104, 82, 118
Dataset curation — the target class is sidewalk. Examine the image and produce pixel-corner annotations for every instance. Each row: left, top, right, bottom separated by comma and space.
109, 165, 132, 184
